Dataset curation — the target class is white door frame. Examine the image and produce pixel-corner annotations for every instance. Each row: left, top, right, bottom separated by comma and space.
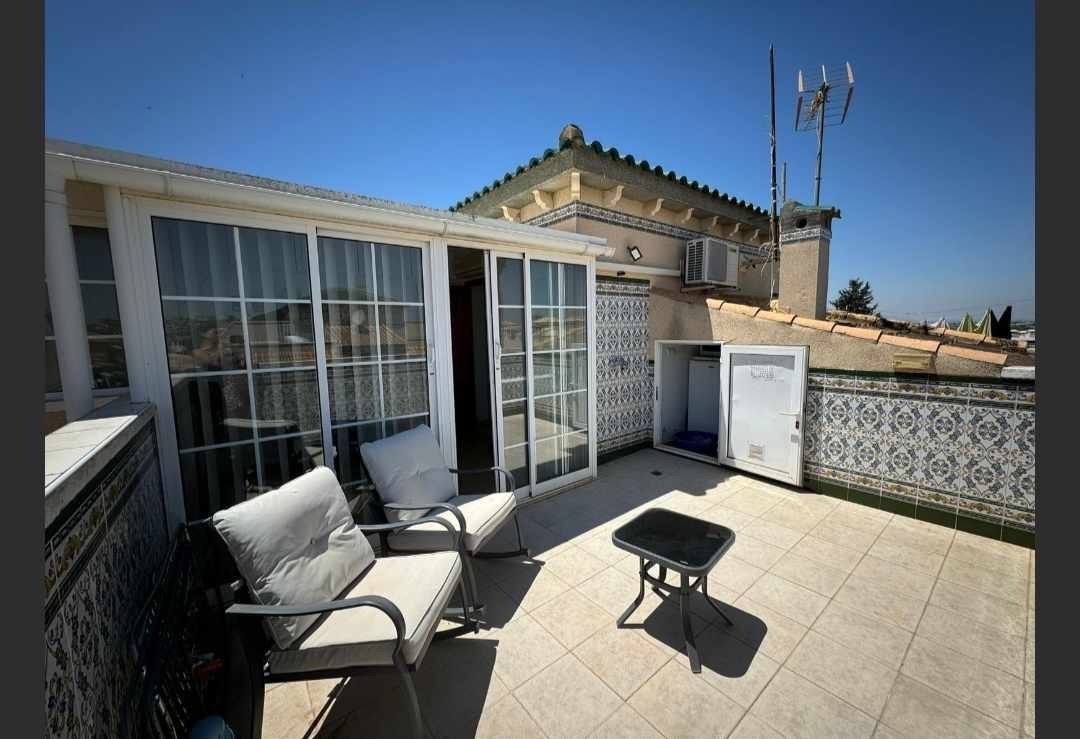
652, 340, 726, 466
718, 344, 808, 486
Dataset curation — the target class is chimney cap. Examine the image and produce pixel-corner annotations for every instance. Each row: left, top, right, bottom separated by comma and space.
558, 123, 586, 149
781, 200, 841, 230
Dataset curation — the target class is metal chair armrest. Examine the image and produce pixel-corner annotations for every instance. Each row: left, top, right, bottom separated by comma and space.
381, 502, 468, 541
227, 595, 406, 655
448, 466, 517, 493
360, 511, 463, 551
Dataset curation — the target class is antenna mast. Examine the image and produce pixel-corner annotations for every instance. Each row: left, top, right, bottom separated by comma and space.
795, 62, 855, 205
768, 45, 779, 301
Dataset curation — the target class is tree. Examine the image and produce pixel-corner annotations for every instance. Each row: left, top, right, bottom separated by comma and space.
831, 278, 878, 315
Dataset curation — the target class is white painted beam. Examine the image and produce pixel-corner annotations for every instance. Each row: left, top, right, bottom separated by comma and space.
602, 184, 625, 207
681, 207, 695, 224
532, 189, 553, 211
501, 205, 520, 222
569, 171, 581, 201
644, 198, 664, 217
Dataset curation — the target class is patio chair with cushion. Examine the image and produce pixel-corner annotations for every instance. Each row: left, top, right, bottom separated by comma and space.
190, 466, 475, 739
359, 424, 529, 615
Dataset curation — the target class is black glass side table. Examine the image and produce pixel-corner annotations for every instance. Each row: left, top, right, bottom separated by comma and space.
612, 507, 736, 673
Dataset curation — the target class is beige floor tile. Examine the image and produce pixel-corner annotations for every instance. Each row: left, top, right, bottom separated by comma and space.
880, 675, 1014, 739
628, 660, 744, 739
750, 668, 876, 739
917, 604, 1026, 678
852, 555, 936, 601
576, 567, 643, 617
729, 595, 809, 662
1023, 681, 1034, 737
590, 703, 663, 739
728, 534, 788, 570
872, 723, 904, 739
760, 500, 827, 533
671, 625, 781, 708
489, 613, 568, 689
770, 551, 849, 597
928, 578, 1027, 637
409, 641, 508, 737
514, 653, 622, 738
786, 630, 898, 718
867, 537, 945, 576
901, 635, 1024, 728
833, 573, 927, 631
827, 505, 892, 536
576, 532, 632, 566
810, 519, 879, 553
620, 592, 712, 658
542, 545, 609, 586
877, 517, 954, 555
262, 682, 314, 739
699, 503, 758, 531
531, 587, 612, 649
939, 557, 1028, 605
947, 539, 1029, 581
742, 519, 805, 550
726, 487, 786, 517
812, 601, 914, 670
708, 554, 767, 596
498, 567, 572, 614
742, 573, 829, 627
789, 534, 865, 573
573, 622, 671, 699
730, 712, 785, 739
475, 556, 543, 584
475, 695, 546, 739
1025, 637, 1035, 683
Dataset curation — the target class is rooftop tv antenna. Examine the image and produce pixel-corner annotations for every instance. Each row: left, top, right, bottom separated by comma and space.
795, 62, 855, 205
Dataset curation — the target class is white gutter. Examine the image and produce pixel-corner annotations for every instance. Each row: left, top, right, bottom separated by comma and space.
596, 260, 681, 278
45, 146, 614, 259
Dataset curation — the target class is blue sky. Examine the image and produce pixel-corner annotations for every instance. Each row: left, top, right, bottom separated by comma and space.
46, 1, 1034, 322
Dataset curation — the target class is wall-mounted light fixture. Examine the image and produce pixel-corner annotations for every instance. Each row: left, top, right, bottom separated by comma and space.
627, 244, 642, 262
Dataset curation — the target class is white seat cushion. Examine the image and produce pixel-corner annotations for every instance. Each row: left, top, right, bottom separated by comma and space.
211, 467, 374, 649
359, 425, 456, 522
387, 493, 517, 553
267, 551, 461, 673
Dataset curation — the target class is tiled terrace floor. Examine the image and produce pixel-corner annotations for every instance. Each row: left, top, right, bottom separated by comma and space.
264, 449, 1036, 738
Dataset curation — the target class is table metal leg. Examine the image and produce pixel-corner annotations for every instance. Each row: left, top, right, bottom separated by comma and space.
701, 578, 735, 626
617, 557, 647, 627
680, 574, 701, 673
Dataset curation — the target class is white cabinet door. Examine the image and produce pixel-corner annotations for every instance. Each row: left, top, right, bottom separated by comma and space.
718, 345, 808, 485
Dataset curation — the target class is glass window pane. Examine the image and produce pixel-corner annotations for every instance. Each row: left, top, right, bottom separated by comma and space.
560, 350, 588, 393
534, 395, 560, 440
81, 284, 122, 336
383, 415, 428, 436
45, 283, 54, 336
502, 400, 527, 447
497, 258, 524, 305
532, 308, 558, 351
533, 353, 556, 396
153, 217, 239, 298
162, 300, 246, 373
88, 338, 128, 389
563, 308, 586, 350
536, 432, 588, 484
381, 362, 429, 418
323, 304, 378, 363
565, 432, 589, 475
172, 374, 253, 449
180, 444, 257, 520
259, 433, 323, 491
318, 237, 375, 301
375, 244, 423, 303
252, 370, 321, 435
563, 264, 586, 306
536, 437, 560, 484
379, 305, 426, 360
501, 355, 525, 401
45, 340, 61, 394
503, 444, 529, 491
72, 226, 115, 281
530, 260, 556, 307
328, 364, 379, 425
333, 422, 383, 505
239, 227, 311, 300
499, 308, 525, 353
246, 303, 315, 369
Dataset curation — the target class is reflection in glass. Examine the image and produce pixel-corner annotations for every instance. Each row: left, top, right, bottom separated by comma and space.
246, 303, 315, 369
180, 444, 257, 520
253, 370, 321, 435
153, 217, 239, 297
534, 390, 588, 440
531, 308, 558, 351
172, 374, 253, 450
381, 362, 429, 418
46, 340, 61, 394
499, 308, 525, 353
319, 237, 375, 301
503, 400, 527, 446
504, 444, 528, 491
323, 304, 377, 362
81, 284, 122, 335
379, 305, 426, 360
536, 432, 589, 483
497, 258, 524, 305
259, 433, 323, 491
563, 308, 586, 349
328, 364, 379, 424
530, 260, 556, 307
73, 226, 115, 281
563, 264, 586, 306
560, 351, 588, 393
88, 339, 128, 389
375, 243, 423, 303
239, 227, 311, 300
333, 421, 383, 491
533, 353, 557, 395
162, 300, 245, 373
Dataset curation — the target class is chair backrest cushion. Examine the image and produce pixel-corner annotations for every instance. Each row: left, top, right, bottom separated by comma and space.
211, 466, 374, 649
359, 424, 455, 521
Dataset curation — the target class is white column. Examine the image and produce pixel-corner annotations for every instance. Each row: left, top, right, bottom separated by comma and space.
103, 187, 147, 401
45, 173, 94, 421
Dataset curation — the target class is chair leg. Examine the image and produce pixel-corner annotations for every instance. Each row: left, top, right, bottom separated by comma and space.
395, 657, 425, 739
473, 512, 529, 559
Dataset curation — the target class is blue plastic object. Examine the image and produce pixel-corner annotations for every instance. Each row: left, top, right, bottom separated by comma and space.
671, 430, 718, 456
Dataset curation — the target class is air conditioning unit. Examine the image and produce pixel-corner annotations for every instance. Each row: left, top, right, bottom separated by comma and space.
684, 238, 739, 288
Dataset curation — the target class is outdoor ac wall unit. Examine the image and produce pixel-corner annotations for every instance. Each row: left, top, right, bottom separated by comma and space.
684, 238, 739, 288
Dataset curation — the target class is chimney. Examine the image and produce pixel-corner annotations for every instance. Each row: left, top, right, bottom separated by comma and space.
777, 201, 840, 319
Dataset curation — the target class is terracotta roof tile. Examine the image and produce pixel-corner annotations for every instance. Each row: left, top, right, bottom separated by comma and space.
757, 310, 797, 324
938, 344, 1008, 366
792, 316, 837, 332
720, 302, 760, 318
879, 334, 942, 353
833, 324, 883, 342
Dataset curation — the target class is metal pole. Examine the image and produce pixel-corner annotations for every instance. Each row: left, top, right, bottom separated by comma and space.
768, 45, 779, 299
814, 98, 825, 205
782, 161, 787, 204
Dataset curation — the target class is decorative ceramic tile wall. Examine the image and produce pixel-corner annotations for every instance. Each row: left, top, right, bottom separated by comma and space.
596, 277, 653, 455
803, 370, 1035, 538
45, 425, 169, 738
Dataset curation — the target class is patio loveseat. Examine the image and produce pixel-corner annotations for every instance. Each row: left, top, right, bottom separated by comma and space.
192, 466, 475, 739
